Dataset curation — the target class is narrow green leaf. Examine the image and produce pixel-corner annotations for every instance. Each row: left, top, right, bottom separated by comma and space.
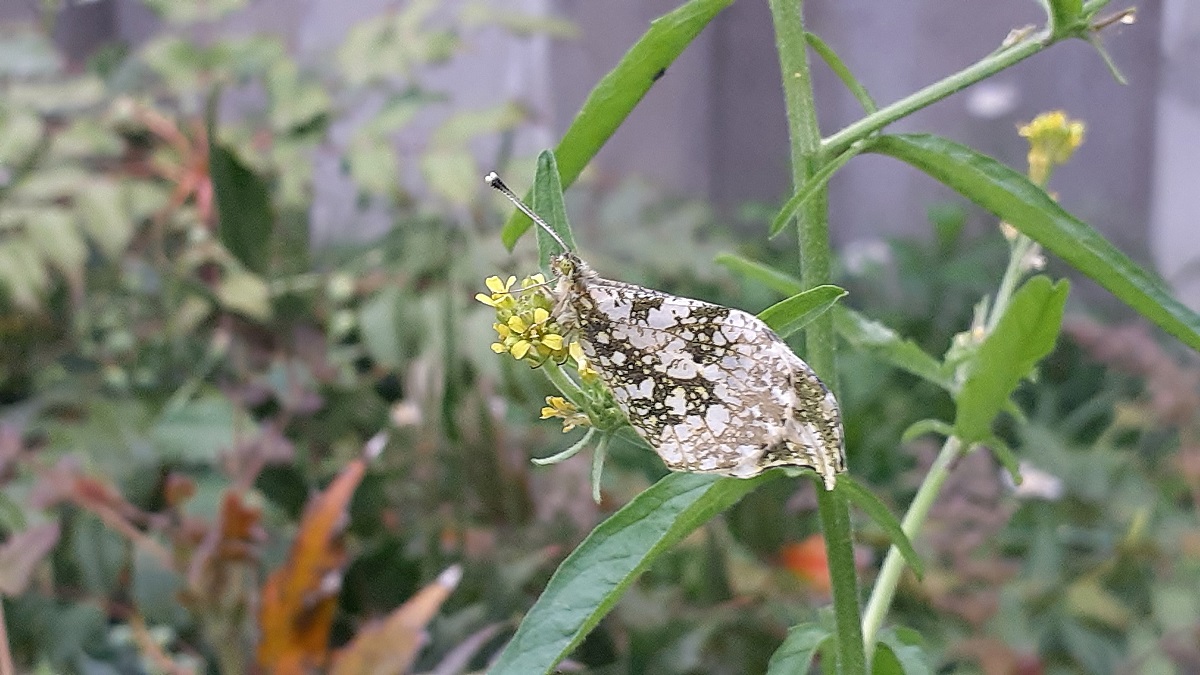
805, 32, 877, 114
770, 144, 865, 237
501, 0, 734, 248
834, 307, 953, 391
758, 285, 847, 338
953, 276, 1069, 446
839, 476, 924, 578
488, 472, 772, 675
869, 134, 1200, 353
713, 253, 805, 296
210, 142, 274, 275
766, 623, 831, 675
529, 151, 576, 273
899, 418, 954, 444
981, 435, 1022, 484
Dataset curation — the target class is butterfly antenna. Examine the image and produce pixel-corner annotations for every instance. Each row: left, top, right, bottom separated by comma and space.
484, 172, 570, 253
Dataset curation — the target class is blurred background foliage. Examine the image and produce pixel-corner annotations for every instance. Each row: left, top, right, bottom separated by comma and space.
0, 0, 1198, 673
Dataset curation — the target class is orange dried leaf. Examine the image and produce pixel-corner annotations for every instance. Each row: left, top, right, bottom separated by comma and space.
257, 450, 372, 673
779, 534, 832, 595
330, 565, 463, 675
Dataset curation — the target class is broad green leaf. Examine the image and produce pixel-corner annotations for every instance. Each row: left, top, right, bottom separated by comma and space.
152, 395, 243, 463
839, 476, 923, 578
834, 307, 952, 391
528, 151, 577, 272
713, 253, 805, 296
953, 276, 1068, 446
766, 623, 831, 675
431, 102, 528, 146
421, 147, 478, 207
210, 142, 274, 275
131, 546, 189, 626
488, 473, 772, 675
72, 514, 126, 595
873, 626, 932, 675
216, 268, 272, 321
758, 285, 848, 338
501, 0, 733, 248
347, 133, 401, 196
771, 145, 865, 237
869, 134, 1200, 353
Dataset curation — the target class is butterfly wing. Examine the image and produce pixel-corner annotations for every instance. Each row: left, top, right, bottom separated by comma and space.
563, 277, 844, 488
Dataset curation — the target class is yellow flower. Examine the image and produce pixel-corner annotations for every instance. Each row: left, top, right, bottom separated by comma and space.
1018, 111, 1085, 184
475, 275, 518, 310
540, 395, 592, 432
569, 341, 600, 381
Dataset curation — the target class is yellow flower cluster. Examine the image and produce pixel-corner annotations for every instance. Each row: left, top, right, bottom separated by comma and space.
1018, 111, 1085, 184
476, 274, 569, 366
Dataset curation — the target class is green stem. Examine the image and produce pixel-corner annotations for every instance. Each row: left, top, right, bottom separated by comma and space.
542, 360, 586, 408
861, 436, 962, 655
822, 34, 1049, 156
768, 1, 865, 673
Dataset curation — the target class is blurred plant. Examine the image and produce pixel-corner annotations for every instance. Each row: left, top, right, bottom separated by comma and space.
0, 0, 584, 672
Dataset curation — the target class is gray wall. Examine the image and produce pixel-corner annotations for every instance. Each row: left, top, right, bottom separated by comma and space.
8, 0, 1197, 309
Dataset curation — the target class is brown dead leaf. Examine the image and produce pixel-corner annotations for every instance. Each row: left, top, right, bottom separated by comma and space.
257, 434, 385, 674
0, 523, 60, 595
330, 565, 463, 675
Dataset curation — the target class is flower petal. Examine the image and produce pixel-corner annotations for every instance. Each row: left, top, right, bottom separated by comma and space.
485, 276, 506, 293
507, 315, 528, 333
541, 333, 563, 350
510, 340, 531, 360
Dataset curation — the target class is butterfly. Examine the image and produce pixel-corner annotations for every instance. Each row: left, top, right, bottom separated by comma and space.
486, 173, 845, 489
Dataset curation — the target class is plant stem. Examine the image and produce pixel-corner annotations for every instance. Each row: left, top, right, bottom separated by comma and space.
861, 436, 962, 654
768, 1, 865, 673
822, 35, 1048, 156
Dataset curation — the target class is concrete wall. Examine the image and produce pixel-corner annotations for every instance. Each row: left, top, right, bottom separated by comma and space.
7, 0, 1196, 308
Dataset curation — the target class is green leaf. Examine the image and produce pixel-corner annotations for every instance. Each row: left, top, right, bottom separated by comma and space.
430, 102, 528, 146
713, 253, 805, 296
953, 276, 1069, 446
488, 473, 771, 675
771, 144, 865, 237
1048, 0, 1084, 35
529, 151, 577, 271
873, 626, 932, 675
982, 435, 1022, 484
131, 546, 189, 626
766, 623, 831, 675
421, 147, 478, 206
758, 285, 847, 338
215, 268, 272, 321
805, 32, 877, 114
839, 476, 923, 578
501, 0, 733, 248
869, 134, 1200, 353
899, 418, 954, 444
210, 142, 274, 275
152, 395, 242, 463
834, 307, 953, 391
72, 514, 126, 595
